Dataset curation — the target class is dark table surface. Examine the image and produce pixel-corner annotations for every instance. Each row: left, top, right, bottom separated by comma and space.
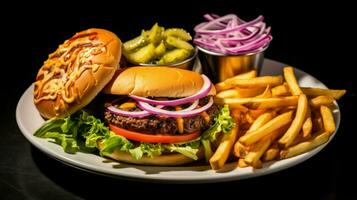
1, 1, 355, 199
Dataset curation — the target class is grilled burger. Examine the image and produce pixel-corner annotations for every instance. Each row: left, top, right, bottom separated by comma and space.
99, 67, 221, 165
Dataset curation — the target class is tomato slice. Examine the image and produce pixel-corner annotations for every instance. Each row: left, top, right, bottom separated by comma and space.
109, 124, 200, 143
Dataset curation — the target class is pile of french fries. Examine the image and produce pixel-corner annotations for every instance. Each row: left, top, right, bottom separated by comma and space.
209, 67, 346, 170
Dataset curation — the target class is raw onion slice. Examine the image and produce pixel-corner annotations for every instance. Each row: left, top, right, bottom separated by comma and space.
194, 13, 272, 55
137, 97, 214, 118
106, 106, 152, 118
106, 100, 199, 118
129, 75, 212, 106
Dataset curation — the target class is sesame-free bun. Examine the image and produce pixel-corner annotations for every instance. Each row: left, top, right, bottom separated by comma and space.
97, 141, 204, 166
34, 28, 122, 119
103, 67, 216, 97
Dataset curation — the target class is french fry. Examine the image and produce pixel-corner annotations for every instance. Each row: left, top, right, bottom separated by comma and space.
276, 106, 296, 114
255, 85, 272, 98
291, 131, 312, 146
320, 105, 336, 134
230, 109, 242, 122
247, 111, 276, 133
302, 105, 312, 138
226, 76, 283, 88
234, 111, 275, 158
238, 158, 249, 168
312, 110, 324, 132
280, 131, 330, 159
244, 125, 288, 166
210, 124, 239, 170
236, 87, 267, 98
225, 102, 250, 111
245, 112, 255, 124
211, 66, 344, 170
252, 159, 263, 169
234, 141, 247, 157
278, 94, 308, 148
215, 70, 257, 91
244, 136, 271, 165
239, 111, 293, 146
216, 89, 239, 98
310, 95, 335, 108
262, 146, 280, 161
301, 88, 346, 100
249, 109, 268, 120
216, 87, 266, 98
272, 82, 290, 97
284, 67, 303, 95
214, 96, 299, 109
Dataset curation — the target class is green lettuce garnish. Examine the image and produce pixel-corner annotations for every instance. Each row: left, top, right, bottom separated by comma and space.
100, 133, 134, 156
34, 105, 234, 162
201, 105, 234, 160
34, 111, 109, 153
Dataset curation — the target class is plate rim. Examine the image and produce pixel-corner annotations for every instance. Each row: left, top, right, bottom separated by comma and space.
16, 58, 340, 183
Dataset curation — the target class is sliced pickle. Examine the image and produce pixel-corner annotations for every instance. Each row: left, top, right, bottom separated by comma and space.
166, 36, 194, 51
124, 23, 194, 65
164, 28, 192, 41
144, 23, 164, 45
127, 43, 156, 64
154, 41, 166, 57
123, 35, 146, 52
156, 49, 192, 64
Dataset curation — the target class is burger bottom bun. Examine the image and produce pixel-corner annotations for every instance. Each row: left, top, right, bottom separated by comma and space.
98, 141, 204, 166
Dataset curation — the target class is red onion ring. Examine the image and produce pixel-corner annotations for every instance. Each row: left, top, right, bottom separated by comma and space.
194, 14, 272, 55
196, 15, 264, 35
106, 100, 199, 118
129, 75, 212, 106
138, 97, 214, 118
106, 106, 152, 118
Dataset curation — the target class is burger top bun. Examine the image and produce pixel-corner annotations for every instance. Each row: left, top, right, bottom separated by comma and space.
34, 28, 122, 119
103, 67, 216, 97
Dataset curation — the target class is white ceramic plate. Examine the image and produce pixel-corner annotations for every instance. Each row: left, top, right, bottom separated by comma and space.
16, 58, 340, 183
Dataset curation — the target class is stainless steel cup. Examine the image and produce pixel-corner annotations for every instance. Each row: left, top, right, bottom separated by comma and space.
135, 48, 198, 70
197, 46, 266, 83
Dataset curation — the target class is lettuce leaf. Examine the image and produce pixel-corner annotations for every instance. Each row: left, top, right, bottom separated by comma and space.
202, 105, 234, 142
127, 140, 201, 160
40, 132, 80, 153
201, 105, 234, 160
129, 143, 164, 159
166, 144, 199, 160
34, 107, 232, 161
100, 133, 134, 156
34, 110, 110, 153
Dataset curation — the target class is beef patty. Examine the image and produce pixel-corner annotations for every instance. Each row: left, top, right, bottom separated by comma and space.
105, 97, 220, 135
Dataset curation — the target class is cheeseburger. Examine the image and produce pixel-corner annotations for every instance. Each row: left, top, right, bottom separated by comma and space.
100, 67, 228, 165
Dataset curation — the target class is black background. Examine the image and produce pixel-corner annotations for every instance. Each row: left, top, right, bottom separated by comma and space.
1, 1, 355, 199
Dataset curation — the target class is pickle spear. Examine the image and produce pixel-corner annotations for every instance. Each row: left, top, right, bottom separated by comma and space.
126, 43, 156, 64
164, 28, 192, 41
156, 49, 192, 64
123, 35, 146, 52
123, 23, 194, 65
144, 23, 164, 45
154, 41, 166, 57
166, 36, 194, 51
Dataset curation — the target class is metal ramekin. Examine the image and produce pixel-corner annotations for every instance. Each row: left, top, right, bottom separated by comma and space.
197, 46, 267, 84
134, 48, 198, 70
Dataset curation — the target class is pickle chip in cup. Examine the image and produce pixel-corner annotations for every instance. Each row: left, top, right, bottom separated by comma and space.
123, 23, 195, 65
